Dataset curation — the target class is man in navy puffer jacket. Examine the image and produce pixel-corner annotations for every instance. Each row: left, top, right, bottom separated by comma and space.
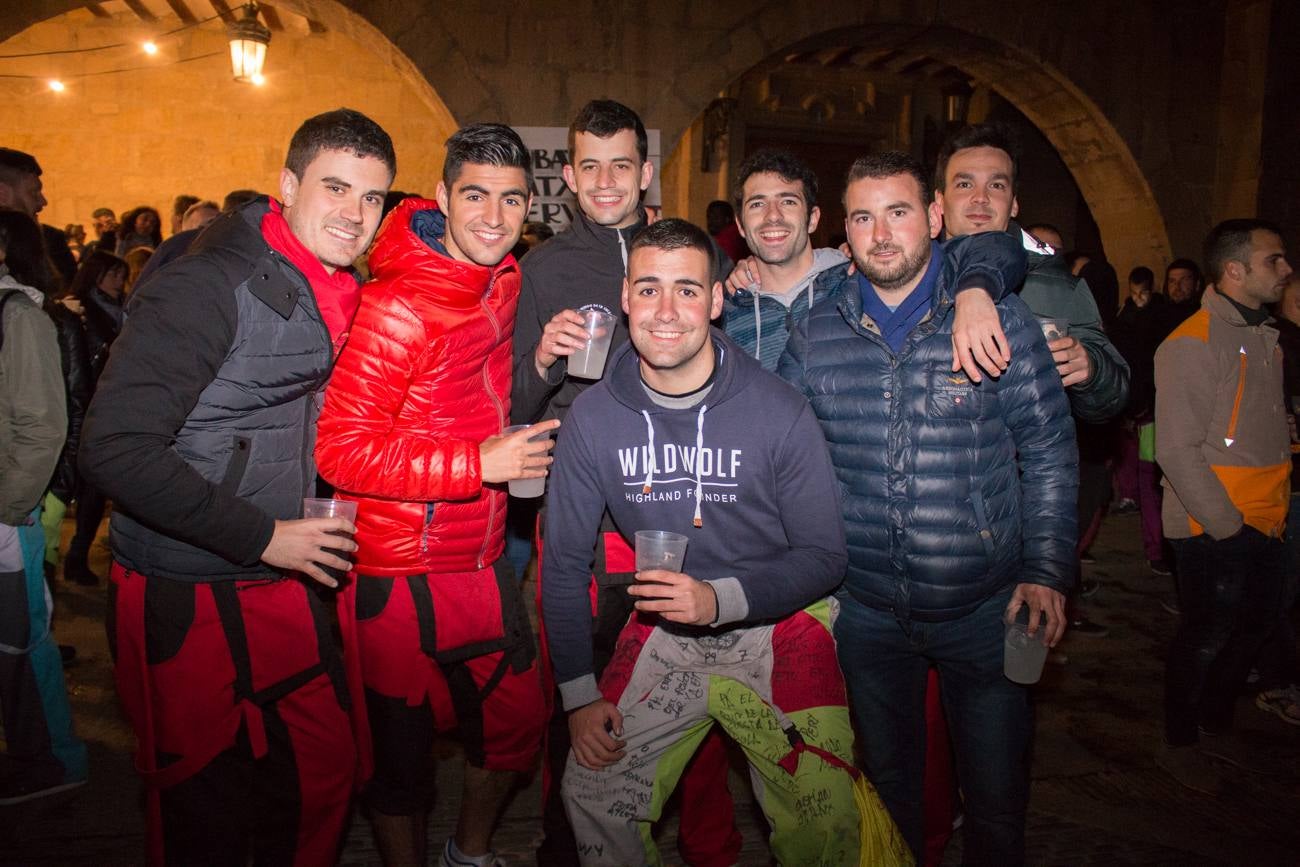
778, 151, 1078, 865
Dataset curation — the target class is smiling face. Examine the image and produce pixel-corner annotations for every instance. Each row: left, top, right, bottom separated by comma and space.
563, 130, 653, 229
844, 172, 942, 298
737, 171, 819, 269
435, 163, 531, 268
935, 145, 1019, 237
622, 244, 723, 393
279, 148, 392, 273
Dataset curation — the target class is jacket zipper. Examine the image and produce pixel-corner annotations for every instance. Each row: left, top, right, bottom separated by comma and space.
1226, 346, 1247, 445
275, 251, 334, 499
477, 272, 504, 569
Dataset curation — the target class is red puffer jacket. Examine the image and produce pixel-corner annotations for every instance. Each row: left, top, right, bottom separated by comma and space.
316, 198, 518, 575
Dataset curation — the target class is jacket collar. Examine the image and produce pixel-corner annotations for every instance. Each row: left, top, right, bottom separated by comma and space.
368, 197, 518, 303
1202, 286, 1275, 329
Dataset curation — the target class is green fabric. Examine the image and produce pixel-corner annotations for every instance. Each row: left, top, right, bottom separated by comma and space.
708, 680, 861, 867
41, 492, 65, 566
1138, 421, 1156, 463
635, 714, 714, 866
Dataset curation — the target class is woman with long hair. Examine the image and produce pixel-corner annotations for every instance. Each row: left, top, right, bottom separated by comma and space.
63, 249, 128, 584
114, 206, 162, 256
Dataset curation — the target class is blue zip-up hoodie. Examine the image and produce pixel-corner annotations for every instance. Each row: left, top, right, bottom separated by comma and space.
542, 328, 848, 709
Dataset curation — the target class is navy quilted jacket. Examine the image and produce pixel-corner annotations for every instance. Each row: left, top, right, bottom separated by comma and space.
778, 236, 1078, 621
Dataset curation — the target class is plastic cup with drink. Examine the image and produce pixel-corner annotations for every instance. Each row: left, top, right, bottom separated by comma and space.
302, 497, 357, 583
1036, 316, 1070, 342
503, 424, 554, 498
1003, 606, 1050, 684
567, 307, 618, 380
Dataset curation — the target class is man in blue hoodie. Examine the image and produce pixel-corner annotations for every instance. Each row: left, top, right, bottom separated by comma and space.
543, 219, 868, 865
779, 151, 1078, 864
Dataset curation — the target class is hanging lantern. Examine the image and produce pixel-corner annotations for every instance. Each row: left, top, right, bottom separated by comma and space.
228, 3, 271, 84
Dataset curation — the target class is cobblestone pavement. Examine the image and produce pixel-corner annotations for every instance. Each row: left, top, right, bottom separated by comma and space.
2, 510, 1298, 865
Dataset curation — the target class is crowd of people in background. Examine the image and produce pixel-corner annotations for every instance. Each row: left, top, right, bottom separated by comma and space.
0, 99, 1295, 867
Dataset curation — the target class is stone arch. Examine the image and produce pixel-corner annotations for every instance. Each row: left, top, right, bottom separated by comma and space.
2, 0, 458, 227
662, 21, 1171, 280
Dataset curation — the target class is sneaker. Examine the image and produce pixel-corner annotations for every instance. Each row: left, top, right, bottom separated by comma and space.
0, 772, 87, 806
1149, 559, 1173, 576
1197, 730, 1284, 776
1156, 743, 1223, 795
63, 562, 101, 586
1069, 616, 1110, 637
440, 838, 506, 867
1114, 498, 1138, 514
1256, 686, 1300, 726
1080, 578, 1101, 598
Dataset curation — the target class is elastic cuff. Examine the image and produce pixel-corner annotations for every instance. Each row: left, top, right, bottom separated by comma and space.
542, 359, 566, 386
558, 675, 603, 711
707, 576, 749, 626
955, 269, 1001, 298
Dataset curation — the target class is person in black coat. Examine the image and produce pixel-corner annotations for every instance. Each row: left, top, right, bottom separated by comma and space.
61, 250, 127, 584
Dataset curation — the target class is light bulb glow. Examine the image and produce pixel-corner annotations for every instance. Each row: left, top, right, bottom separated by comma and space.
48, 79, 65, 92
251, 73, 265, 86
142, 41, 159, 55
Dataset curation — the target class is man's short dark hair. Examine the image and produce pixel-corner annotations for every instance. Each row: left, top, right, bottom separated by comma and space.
221, 189, 261, 212
1203, 219, 1282, 284
284, 108, 396, 182
844, 151, 930, 207
1129, 266, 1154, 287
1164, 257, 1203, 287
91, 207, 115, 219
568, 100, 648, 164
172, 194, 200, 218
0, 148, 41, 189
733, 149, 819, 213
442, 123, 534, 190
934, 122, 1020, 194
629, 218, 716, 277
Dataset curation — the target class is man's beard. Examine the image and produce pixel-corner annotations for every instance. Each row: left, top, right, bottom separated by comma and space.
855, 240, 931, 291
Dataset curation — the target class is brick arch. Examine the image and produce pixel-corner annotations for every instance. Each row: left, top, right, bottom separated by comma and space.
665, 21, 1171, 280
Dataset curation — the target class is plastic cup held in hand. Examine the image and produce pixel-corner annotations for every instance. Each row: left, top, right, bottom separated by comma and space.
1036, 316, 1070, 342
1003, 607, 1049, 684
302, 497, 357, 582
504, 424, 553, 498
634, 530, 688, 573
567, 308, 618, 380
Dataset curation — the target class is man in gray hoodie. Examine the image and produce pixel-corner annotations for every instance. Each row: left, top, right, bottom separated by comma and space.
720, 149, 846, 370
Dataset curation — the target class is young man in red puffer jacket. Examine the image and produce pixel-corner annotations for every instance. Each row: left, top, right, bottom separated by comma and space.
317, 124, 557, 867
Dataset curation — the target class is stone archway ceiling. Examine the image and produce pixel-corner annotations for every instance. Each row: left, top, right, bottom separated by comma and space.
79, 0, 327, 34
760, 24, 1172, 274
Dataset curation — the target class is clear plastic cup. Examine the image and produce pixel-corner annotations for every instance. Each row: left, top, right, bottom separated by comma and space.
503, 424, 553, 498
1003, 608, 1049, 684
567, 309, 618, 380
1036, 316, 1070, 342
302, 498, 357, 581
634, 530, 689, 572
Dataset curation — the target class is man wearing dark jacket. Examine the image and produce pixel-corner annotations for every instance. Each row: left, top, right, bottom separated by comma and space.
80, 109, 394, 866
545, 219, 869, 865
779, 151, 1077, 864
513, 100, 740, 866
934, 123, 1129, 638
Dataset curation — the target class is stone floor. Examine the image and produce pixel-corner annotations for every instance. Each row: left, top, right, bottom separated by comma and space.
2, 509, 1298, 865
